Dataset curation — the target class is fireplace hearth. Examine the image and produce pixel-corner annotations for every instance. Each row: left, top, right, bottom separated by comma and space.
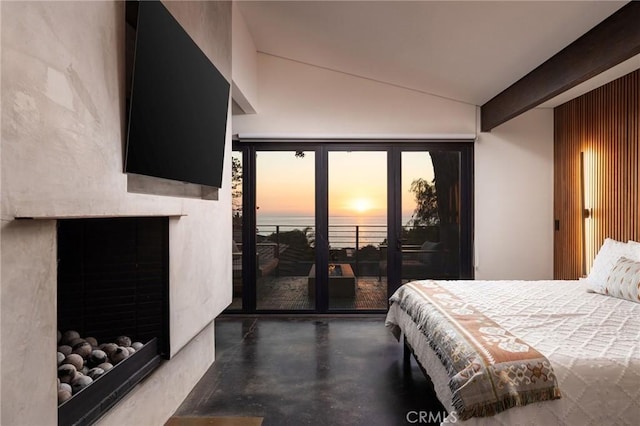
57, 217, 170, 425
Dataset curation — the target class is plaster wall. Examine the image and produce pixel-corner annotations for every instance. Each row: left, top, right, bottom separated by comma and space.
233, 53, 554, 279
233, 53, 476, 134
232, 2, 258, 113
475, 108, 554, 279
0, 1, 232, 424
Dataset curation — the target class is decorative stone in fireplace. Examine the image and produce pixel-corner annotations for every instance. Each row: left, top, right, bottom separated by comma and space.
57, 217, 170, 425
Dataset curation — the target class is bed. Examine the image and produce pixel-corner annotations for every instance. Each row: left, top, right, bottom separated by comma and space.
386, 239, 640, 425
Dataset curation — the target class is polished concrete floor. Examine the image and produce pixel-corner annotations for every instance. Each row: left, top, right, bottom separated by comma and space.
174, 317, 445, 426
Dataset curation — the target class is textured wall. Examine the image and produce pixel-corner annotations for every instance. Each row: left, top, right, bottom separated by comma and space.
0, 1, 232, 424
554, 69, 640, 279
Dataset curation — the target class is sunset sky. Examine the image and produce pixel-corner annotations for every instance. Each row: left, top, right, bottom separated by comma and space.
241, 150, 435, 218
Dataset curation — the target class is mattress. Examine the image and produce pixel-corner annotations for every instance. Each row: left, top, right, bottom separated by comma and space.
386, 280, 640, 425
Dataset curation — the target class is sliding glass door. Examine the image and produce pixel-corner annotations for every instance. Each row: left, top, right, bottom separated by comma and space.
386, 149, 471, 296
327, 151, 388, 310
228, 141, 473, 313
255, 150, 316, 311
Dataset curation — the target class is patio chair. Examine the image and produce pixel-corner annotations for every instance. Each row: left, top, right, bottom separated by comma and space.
379, 240, 446, 281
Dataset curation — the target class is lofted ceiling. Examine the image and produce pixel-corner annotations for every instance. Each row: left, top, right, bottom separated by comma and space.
236, 0, 630, 107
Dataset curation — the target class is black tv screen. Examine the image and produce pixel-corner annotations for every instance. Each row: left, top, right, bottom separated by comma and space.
125, 0, 230, 188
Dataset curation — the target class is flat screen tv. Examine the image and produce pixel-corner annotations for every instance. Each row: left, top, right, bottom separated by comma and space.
125, 0, 230, 188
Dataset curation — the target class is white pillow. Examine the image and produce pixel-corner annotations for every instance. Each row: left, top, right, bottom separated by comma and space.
580, 277, 598, 293
624, 240, 640, 261
586, 238, 640, 294
628, 240, 640, 252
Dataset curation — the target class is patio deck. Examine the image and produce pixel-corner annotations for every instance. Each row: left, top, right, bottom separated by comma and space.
228, 275, 388, 311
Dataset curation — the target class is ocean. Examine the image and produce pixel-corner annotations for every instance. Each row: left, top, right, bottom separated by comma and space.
256, 215, 413, 248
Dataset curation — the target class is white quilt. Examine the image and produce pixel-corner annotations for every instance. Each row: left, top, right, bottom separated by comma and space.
386, 280, 640, 425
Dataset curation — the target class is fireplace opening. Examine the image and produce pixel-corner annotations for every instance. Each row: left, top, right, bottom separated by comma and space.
56, 217, 170, 426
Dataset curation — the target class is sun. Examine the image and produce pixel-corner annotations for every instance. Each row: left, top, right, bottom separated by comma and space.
351, 198, 372, 214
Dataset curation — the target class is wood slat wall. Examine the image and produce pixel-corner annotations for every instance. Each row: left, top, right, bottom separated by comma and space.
554, 69, 640, 279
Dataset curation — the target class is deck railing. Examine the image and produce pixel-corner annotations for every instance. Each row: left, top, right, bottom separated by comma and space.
256, 224, 388, 248
253, 224, 438, 276
246, 224, 440, 279
253, 224, 386, 276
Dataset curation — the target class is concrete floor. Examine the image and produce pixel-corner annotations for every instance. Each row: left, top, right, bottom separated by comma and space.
173, 317, 445, 426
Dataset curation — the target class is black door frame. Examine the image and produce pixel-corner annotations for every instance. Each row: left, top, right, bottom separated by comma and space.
231, 139, 474, 314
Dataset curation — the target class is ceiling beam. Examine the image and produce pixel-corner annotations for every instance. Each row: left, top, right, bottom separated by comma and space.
480, 1, 640, 132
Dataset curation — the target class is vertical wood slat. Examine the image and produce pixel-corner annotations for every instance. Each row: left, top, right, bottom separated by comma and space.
554, 69, 640, 279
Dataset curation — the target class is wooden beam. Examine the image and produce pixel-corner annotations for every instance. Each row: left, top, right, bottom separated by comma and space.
481, 1, 640, 132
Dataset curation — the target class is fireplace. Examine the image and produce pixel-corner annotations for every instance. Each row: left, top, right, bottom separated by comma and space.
56, 217, 170, 425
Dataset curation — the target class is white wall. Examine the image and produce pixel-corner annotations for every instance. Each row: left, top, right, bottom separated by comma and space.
232, 2, 258, 113
475, 108, 554, 279
233, 53, 554, 279
233, 54, 476, 134
0, 1, 232, 424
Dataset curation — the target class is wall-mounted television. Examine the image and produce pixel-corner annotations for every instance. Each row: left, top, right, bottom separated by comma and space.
125, 0, 230, 188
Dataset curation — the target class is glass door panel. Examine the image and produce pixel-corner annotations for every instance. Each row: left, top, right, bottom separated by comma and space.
256, 151, 316, 310
400, 151, 461, 284
328, 151, 387, 310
